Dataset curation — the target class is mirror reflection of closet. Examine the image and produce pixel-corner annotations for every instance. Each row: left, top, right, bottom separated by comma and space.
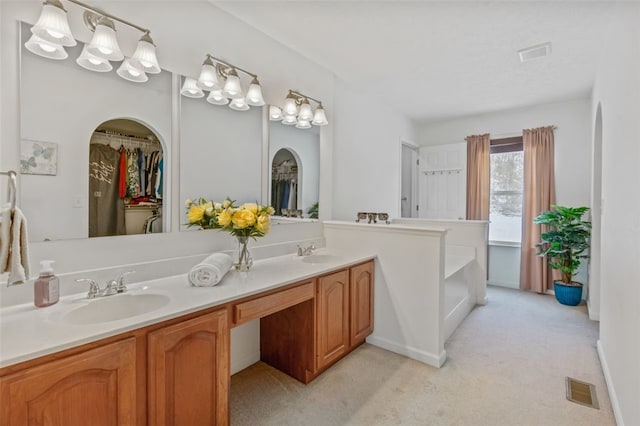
268, 120, 320, 219
88, 119, 164, 238
271, 149, 301, 216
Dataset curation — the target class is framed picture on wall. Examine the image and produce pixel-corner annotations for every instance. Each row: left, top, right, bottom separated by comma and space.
20, 139, 58, 175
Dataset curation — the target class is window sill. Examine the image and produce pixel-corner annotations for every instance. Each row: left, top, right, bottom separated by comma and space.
489, 240, 521, 248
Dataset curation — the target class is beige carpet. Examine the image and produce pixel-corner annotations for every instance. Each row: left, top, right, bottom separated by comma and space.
230, 286, 615, 425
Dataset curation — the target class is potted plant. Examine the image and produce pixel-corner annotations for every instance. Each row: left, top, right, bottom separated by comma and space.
534, 205, 591, 306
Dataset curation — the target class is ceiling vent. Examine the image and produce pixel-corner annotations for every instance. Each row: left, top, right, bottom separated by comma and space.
518, 42, 552, 62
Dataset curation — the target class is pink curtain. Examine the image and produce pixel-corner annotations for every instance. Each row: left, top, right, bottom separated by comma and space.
520, 126, 557, 292
466, 134, 490, 220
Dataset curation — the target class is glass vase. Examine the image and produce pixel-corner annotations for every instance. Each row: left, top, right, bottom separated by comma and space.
234, 236, 253, 272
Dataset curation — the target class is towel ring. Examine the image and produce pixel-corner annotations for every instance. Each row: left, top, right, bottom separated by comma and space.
6, 170, 17, 212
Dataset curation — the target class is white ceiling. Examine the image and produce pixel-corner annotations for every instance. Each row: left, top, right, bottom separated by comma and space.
212, 1, 618, 123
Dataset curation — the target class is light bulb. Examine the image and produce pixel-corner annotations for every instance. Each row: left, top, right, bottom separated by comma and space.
269, 105, 283, 121
298, 98, 314, 121
25, 34, 68, 60
76, 44, 112, 72
222, 69, 243, 99
229, 97, 250, 111
206, 90, 230, 106
296, 119, 312, 129
282, 115, 297, 125
283, 93, 298, 116
117, 58, 148, 83
312, 104, 329, 126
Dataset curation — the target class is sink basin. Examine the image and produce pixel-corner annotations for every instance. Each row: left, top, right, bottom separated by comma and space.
60, 293, 170, 325
301, 254, 343, 264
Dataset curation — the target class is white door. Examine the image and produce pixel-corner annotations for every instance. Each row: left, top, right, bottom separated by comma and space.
401, 144, 418, 217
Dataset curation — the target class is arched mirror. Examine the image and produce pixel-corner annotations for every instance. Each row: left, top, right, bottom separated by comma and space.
269, 119, 319, 219
18, 21, 172, 242
88, 119, 165, 238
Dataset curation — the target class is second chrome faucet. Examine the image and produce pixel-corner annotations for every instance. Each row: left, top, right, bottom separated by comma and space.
76, 271, 136, 299
297, 244, 316, 256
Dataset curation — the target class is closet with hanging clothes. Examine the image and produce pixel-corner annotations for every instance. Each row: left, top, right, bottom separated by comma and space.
88, 119, 164, 237
271, 149, 299, 216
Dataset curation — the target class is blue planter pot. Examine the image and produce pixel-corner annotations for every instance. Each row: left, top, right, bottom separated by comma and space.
554, 282, 583, 306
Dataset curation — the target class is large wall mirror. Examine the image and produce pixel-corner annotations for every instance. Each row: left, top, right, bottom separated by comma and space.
19, 22, 172, 242
268, 117, 320, 219
179, 76, 263, 230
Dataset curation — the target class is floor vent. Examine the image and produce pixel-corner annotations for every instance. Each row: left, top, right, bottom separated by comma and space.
566, 377, 599, 409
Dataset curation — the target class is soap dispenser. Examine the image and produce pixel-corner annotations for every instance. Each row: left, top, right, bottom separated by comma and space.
34, 260, 59, 307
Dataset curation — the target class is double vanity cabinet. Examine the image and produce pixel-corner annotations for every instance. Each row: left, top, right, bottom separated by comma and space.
0, 259, 374, 425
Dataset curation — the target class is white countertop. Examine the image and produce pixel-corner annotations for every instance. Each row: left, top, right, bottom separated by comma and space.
0, 250, 375, 369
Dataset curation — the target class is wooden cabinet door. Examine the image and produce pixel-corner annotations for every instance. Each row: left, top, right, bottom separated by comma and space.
316, 269, 350, 370
350, 261, 374, 347
0, 338, 137, 426
147, 309, 229, 426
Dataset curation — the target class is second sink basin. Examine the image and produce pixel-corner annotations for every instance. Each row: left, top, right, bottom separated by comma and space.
60, 293, 170, 325
301, 254, 343, 264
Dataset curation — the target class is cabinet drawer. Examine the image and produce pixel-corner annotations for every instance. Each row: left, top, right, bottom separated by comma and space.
234, 281, 315, 326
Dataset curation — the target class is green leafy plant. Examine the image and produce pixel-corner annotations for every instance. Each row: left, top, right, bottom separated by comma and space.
534, 205, 591, 285
307, 202, 319, 219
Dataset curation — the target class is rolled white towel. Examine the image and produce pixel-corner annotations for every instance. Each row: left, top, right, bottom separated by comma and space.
188, 253, 233, 287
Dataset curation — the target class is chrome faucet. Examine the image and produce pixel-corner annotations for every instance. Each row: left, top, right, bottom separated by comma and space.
76, 271, 136, 299
297, 244, 316, 256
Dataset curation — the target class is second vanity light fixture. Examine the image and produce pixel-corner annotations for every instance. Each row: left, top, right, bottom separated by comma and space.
180, 54, 265, 111
26, 0, 161, 83
269, 90, 328, 128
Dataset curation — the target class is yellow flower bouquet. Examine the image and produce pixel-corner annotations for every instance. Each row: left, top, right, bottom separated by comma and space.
186, 197, 274, 271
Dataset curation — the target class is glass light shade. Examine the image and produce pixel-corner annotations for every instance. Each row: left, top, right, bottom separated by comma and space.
246, 78, 265, 106
129, 33, 161, 74
197, 57, 221, 90
312, 105, 329, 126
31, 0, 76, 47
180, 77, 205, 98
229, 97, 250, 111
283, 96, 298, 116
282, 115, 297, 125
206, 90, 229, 105
298, 99, 314, 121
222, 69, 243, 99
76, 44, 112, 72
25, 34, 68, 60
296, 119, 312, 129
87, 17, 124, 61
269, 105, 283, 121
117, 58, 148, 83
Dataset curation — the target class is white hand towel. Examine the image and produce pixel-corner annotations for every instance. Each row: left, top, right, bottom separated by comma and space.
0, 207, 10, 275
0, 207, 31, 286
188, 253, 233, 287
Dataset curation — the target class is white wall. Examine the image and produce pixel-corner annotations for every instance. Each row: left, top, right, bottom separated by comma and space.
591, 4, 640, 425
331, 78, 416, 220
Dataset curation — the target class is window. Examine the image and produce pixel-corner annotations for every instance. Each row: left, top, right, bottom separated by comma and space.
489, 137, 523, 243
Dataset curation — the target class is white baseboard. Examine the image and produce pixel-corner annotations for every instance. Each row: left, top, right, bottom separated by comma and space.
487, 279, 519, 289
587, 299, 600, 321
597, 340, 624, 426
366, 335, 446, 367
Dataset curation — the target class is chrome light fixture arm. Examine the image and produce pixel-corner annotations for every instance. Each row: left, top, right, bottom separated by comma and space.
66, 0, 151, 35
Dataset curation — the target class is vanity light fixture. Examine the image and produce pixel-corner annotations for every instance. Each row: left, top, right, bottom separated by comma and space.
269, 105, 283, 121
117, 58, 149, 83
275, 90, 329, 128
27, 0, 161, 83
184, 54, 264, 112
207, 90, 230, 106
180, 77, 205, 98
76, 44, 112, 71
25, 34, 69, 60
31, 0, 76, 47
